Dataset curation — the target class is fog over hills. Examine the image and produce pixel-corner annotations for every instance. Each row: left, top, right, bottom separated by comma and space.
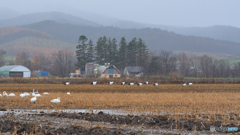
1, 10, 240, 44
0, 12, 100, 28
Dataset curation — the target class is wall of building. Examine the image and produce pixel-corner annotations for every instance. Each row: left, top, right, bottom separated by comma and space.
100, 74, 121, 78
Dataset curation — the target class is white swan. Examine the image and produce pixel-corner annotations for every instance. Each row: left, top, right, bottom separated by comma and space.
51, 97, 61, 103
9, 93, 15, 97
189, 83, 193, 86
153, 83, 159, 86
108, 81, 114, 85
20, 93, 26, 98
3, 91, 8, 97
145, 81, 149, 85
67, 92, 70, 95
0, 94, 2, 97
91, 81, 97, 85
23, 92, 30, 96
32, 89, 41, 97
138, 83, 143, 86
44, 92, 49, 95
31, 96, 37, 103
65, 82, 70, 85
129, 82, 134, 86
183, 83, 187, 87
121, 82, 125, 85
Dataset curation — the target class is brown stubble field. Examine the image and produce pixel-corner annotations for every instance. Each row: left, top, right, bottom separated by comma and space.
0, 83, 240, 115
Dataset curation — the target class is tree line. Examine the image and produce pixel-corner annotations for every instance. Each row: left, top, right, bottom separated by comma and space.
75, 35, 148, 71
0, 34, 239, 78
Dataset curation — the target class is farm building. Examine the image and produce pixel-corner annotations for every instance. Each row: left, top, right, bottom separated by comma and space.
31, 71, 51, 77
123, 66, 144, 77
0, 65, 31, 77
95, 65, 121, 78
85, 63, 121, 78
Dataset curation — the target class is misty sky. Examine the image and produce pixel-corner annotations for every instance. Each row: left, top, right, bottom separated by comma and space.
1, 0, 240, 27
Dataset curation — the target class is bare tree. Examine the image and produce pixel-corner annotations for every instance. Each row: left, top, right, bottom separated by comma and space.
15, 51, 31, 68
51, 49, 76, 77
209, 59, 219, 78
0, 49, 6, 67
178, 52, 190, 76
199, 55, 212, 78
159, 51, 177, 75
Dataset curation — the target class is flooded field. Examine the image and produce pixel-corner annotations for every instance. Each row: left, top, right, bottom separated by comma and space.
0, 83, 240, 134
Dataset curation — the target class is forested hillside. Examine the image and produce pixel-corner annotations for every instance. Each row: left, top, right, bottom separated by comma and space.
23, 20, 240, 56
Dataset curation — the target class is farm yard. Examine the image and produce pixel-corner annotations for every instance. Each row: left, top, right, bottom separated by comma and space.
0, 82, 240, 134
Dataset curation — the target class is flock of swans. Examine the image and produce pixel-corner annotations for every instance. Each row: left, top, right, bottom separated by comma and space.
0, 81, 193, 104
0, 89, 68, 104
93, 81, 192, 87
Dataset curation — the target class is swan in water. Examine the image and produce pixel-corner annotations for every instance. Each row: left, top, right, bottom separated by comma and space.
31, 96, 37, 103
9, 93, 16, 97
51, 97, 61, 103
67, 92, 70, 95
3, 91, 8, 97
44, 92, 49, 95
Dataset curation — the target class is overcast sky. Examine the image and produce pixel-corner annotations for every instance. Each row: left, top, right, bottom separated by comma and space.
1, 0, 240, 27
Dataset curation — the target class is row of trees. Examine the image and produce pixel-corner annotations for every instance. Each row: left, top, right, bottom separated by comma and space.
76, 35, 148, 71
147, 52, 240, 78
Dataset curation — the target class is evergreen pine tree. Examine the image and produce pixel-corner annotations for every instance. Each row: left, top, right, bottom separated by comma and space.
137, 38, 148, 67
87, 39, 94, 62
127, 37, 138, 66
118, 37, 127, 69
76, 35, 88, 70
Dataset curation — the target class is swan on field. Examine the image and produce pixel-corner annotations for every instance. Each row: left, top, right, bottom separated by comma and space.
31, 96, 37, 103
189, 83, 193, 86
44, 92, 49, 95
183, 83, 187, 87
51, 97, 61, 103
9, 93, 15, 97
23, 92, 30, 96
20, 93, 27, 98
129, 82, 134, 86
65, 82, 70, 85
3, 91, 8, 97
67, 92, 70, 95
32, 89, 41, 97
0, 94, 2, 97
121, 82, 125, 85
145, 81, 148, 85
108, 81, 114, 85
153, 83, 158, 86
91, 81, 97, 85
138, 83, 143, 86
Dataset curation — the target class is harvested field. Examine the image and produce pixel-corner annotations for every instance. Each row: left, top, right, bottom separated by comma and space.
0, 83, 240, 134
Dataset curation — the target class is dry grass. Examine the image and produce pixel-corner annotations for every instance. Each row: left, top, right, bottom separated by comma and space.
0, 83, 240, 117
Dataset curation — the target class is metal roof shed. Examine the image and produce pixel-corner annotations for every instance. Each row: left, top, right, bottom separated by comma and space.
0, 65, 31, 78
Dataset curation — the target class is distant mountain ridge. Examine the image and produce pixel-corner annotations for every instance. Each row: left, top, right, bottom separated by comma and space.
0, 11, 100, 28
1, 11, 240, 44
22, 20, 240, 56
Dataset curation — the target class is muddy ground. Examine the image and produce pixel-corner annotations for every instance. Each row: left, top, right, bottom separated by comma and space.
0, 110, 239, 135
